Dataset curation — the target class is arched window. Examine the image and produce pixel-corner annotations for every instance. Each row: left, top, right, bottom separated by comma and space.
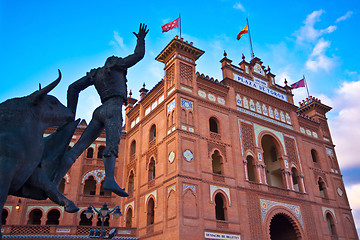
181, 109, 187, 123
149, 125, 156, 142
2, 209, 8, 225
209, 117, 218, 133
96, 214, 109, 226
79, 211, 92, 226
291, 167, 300, 192
215, 193, 226, 221
27, 209, 42, 225
246, 156, 256, 182
128, 171, 134, 195
318, 178, 327, 198
326, 213, 337, 236
212, 150, 223, 175
46, 209, 60, 225
83, 176, 97, 196
147, 198, 155, 226
130, 140, 136, 156
311, 149, 318, 163
97, 146, 105, 158
148, 158, 155, 181
262, 135, 284, 188
126, 208, 133, 228
86, 148, 94, 158
100, 181, 112, 196
58, 178, 66, 194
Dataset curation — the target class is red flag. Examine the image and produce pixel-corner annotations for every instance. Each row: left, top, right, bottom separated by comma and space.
162, 18, 179, 32
291, 78, 305, 89
237, 24, 248, 40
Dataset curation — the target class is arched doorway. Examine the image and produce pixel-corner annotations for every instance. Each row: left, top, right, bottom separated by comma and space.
126, 208, 133, 228
27, 209, 42, 225
79, 210, 93, 226
2, 209, 8, 225
46, 209, 60, 225
83, 176, 97, 195
269, 214, 299, 240
261, 135, 284, 188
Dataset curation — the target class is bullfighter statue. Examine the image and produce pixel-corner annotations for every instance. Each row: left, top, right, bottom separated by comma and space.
53, 23, 149, 197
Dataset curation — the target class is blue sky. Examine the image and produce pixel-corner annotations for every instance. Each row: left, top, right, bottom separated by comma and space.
1, 0, 360, 235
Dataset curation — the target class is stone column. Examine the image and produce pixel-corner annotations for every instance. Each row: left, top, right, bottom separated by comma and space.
299, 174, 306, 193
288, 172, 295, 190
262, 164, 268, 185
282, 170, 291, 189
243, 159, 248, 180
256, 163, 263, 183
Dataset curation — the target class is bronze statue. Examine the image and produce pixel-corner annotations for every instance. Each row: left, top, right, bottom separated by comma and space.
53, 23, 149, 197
0, 71, 79, 239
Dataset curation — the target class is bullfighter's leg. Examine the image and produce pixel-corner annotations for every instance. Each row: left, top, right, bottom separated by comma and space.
53, 118, 104, 185
28, 168, 79, 213
102, 111, 129, 197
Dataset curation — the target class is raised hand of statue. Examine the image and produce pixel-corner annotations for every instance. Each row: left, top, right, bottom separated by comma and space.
133, 23, 149, 40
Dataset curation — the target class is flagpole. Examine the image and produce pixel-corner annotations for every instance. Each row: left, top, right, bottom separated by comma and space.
304, 75, 310, 97
247, 18, 255, 59
179, 13, 182, 38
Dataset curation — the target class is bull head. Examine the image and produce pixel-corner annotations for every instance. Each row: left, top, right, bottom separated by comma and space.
31, 69, 61, 105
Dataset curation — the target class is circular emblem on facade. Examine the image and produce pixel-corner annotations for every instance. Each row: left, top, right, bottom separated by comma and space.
97, 172, 103, 178
262, 202, 267, 209
168, 151, 175, 163
337, 187, 343, 197
183, 150, 194, 162
294, 207, 300, 215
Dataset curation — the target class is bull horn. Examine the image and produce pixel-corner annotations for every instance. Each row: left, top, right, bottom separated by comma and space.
32, 69, 61, 104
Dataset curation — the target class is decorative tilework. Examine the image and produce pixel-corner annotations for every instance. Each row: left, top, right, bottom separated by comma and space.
181, 99, 193, 110
262, 104, 268, 116
284, 160, 289, 168
208, 94, 216, 101
300, 127, 305, 134
151, 101, 158, 110
286, 113, 291, 124
188, 127, 194, 132
158, 95, 164, 103
306, 129, 312, 136
210, 185, 231, 206
239, 108, 293, 130
81, 170, 105, 184
167, 100, 175, 112
280, 111, 285, 122
145, 190, 157, 209
125, 201, 135, 217
274, 109, 280, 120
183, 184, 196, 193
183, 150, 194, 162
337, 187, 343, 197
64, 174, 70, 183
266, 107, 273, 119
326, 148, 334, 156
322, 207, 336, 223
312, 132, 318, 138
198, 90, 206, 98
249, 100, 256, 111
236, 94, 242, 106
145, 107, 151, 116
260, 199, 303, 227
258, 152, 263, 161
243, 97, 249, 109
181, 86, 193, 92
256, 102, 262, 114
253, 123, 287, 154
168, 185, 176, 195
217, 97, 225, 105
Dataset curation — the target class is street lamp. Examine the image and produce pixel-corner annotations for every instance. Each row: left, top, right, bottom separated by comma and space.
85, 202, 122, 239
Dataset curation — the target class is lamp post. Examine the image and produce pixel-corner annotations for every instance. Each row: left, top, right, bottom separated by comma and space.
84, 202, 122, 239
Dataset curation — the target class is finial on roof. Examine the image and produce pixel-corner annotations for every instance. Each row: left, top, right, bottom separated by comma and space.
143, 83, 146, 88
224, 50, 227, 58
242, 54, 245, 60
129, 90, 132, 98
284, 78, 288, 86
267, 65, 271, 72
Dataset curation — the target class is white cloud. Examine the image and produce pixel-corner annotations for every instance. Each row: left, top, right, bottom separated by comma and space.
336, 11, 353, 23
109, 31, 128, 54
329, 80, 360, 169
233, 2, 245, 12
294, 10, 337, 44
306, 38, 335, 72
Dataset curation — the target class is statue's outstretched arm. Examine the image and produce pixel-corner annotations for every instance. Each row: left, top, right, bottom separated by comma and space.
67, 75, 93, 115
121, 23, 149, 68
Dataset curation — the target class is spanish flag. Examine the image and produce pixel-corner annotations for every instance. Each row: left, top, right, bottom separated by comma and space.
237, 24, 248, 40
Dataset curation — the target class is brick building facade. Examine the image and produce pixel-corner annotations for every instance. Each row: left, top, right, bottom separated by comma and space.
2, 36, 358, 240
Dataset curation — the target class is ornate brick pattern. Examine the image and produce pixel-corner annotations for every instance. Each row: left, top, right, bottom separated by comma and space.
284, 136, 298, 165
166, 64, 175, 90
241, 122, 255, 153
247, 193, 264, 239
10, 226, 50, 234
302, 204, 319, 240
208, 142, 226, 159
180, 62, 193, 85
319, 119, 330, 137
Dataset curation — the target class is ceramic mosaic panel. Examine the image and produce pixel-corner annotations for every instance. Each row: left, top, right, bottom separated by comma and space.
81, 170, 105, 183
183, 149, 194, 162
260, 199, 303, 227
262, 104, 268, 116
125, 201, 135, 217
243, 97, 249, 109
181, 99, 193, 110
145, 190, 158, 209
286, 113, 291, 124
198, 90, 206, 98
322, 207, 337, 222
256, 102, 262, 113
269, 107, 274, 118
249, 100, 256, 111
158, 95, 164, 103
217, 97, 225, 105
236, 94, 242, 106
280, 111, 285, 122
326, 148, 334, 156
274, 109, 280, 120
167, 99, 175, 112
208, 93, 216, 101
64, 174, 70, 183
300, 127, 305, 134
168, 184, 176, 195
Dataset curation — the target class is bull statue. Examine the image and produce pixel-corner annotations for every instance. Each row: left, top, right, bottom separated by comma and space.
0, 70, 79, 239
